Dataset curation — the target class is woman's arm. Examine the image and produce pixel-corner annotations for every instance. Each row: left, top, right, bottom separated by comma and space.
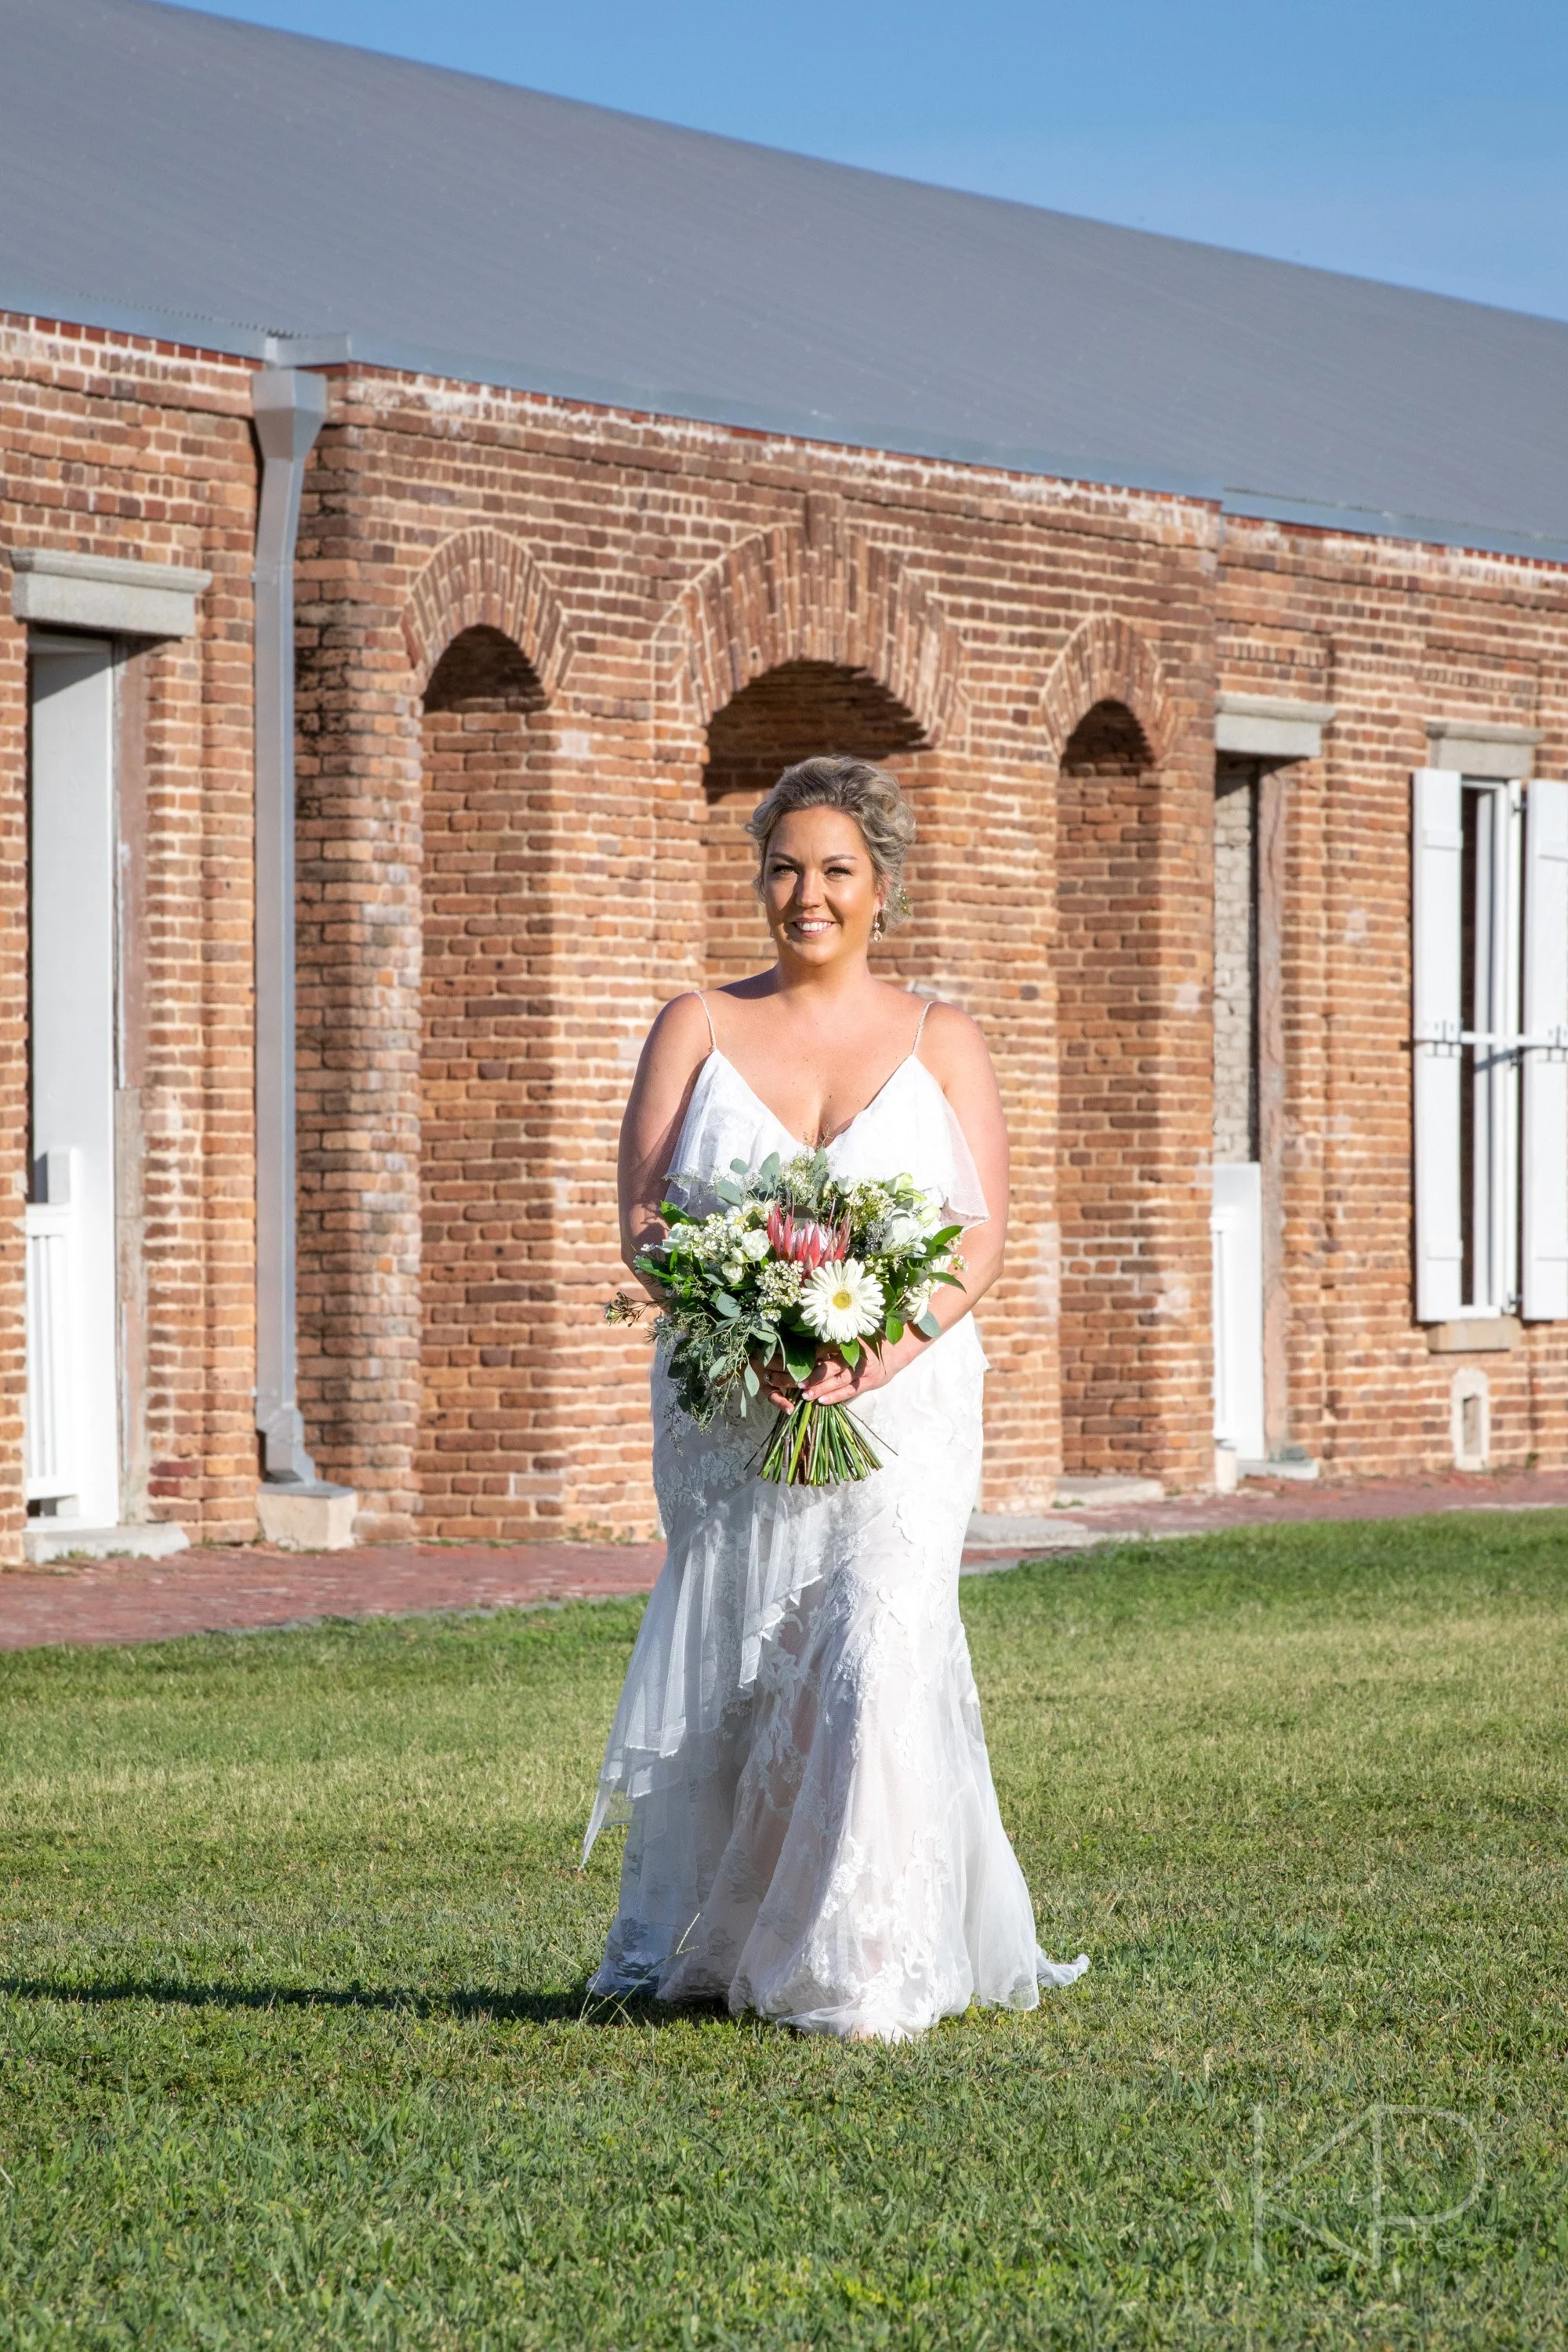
617, 993, 714, 1298
799, 1000, 1009, 1406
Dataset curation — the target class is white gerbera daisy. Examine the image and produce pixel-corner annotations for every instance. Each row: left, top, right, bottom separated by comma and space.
798, 1258, 884, 1345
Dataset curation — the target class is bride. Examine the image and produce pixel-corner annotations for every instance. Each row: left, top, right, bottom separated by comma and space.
584, 755, 1087, 2042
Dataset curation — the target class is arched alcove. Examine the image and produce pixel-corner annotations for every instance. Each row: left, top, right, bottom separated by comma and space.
423, 623, 545, 713
419, 624, 550, 1536
1054, 697, 1163, 1475
702, 660, 926, 982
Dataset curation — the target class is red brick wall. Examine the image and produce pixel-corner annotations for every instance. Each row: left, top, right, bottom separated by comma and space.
1056, 700, 1167, 1474
1218, 517, 1568, 1479
419, 628, 557, 1538
0, 315, 262, 1563
5, 310, 1568, 1563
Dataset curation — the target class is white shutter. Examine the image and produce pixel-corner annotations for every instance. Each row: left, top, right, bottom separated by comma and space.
1413, 769, 1465, 1321
1523, 777, 1568, 1319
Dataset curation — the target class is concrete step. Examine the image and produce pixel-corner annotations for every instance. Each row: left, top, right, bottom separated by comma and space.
24, 1521, 189, 1566
966, 1512, 1100, 1550
1051, 1475, 1166, 1508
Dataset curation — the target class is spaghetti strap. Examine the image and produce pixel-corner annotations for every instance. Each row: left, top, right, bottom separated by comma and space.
691, 990, 717, 1051
911, 995, 935, 1056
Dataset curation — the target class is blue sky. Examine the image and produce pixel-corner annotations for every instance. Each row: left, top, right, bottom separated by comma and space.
168, 0, 1568, 321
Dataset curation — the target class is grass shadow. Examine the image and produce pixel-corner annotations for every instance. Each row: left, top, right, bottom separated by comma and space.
0, 1973, 731, 2030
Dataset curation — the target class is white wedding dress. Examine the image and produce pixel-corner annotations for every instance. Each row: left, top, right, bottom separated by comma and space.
584, 999, 1089, 2042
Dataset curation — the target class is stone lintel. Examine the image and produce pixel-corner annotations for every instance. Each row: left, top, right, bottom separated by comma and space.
11, 546, 212, 638
1425, 719, 1542, 780
1215, 691, 1335, 761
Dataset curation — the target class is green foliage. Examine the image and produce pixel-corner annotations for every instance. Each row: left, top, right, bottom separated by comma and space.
3, 1509, 1568, 2347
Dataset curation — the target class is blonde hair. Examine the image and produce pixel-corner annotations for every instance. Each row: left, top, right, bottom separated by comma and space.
745, 756, 916, 930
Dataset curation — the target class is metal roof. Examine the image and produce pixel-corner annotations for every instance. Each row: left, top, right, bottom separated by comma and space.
5, 0, 1567, 561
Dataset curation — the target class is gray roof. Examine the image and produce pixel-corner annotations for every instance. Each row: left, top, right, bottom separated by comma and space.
5, 0, 1567, 562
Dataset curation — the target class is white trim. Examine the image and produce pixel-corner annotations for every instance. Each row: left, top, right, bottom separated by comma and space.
1521, 776, 1568, 1318
1214, 691, 1334, 760
11, 547, 212, 638
1425, 718, 1541, 781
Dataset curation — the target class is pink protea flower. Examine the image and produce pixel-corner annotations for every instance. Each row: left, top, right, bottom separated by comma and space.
765, 1204, 851, 1272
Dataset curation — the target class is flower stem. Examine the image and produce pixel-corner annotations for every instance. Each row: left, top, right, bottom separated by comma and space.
758, 1399, 884, 1487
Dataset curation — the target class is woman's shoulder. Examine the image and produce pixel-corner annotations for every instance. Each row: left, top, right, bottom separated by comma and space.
913, 995, 991, 1073
642, 990, 717, 1079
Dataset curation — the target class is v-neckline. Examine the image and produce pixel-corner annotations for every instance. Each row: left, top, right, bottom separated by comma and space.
708, 1048, 922, 1152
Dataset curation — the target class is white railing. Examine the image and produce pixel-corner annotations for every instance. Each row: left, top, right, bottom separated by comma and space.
25, 1199, 77, 1504
1211, 1163, 1265, 1464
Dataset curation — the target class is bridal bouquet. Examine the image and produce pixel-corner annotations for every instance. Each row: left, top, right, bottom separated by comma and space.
607, 1149, 964, 1486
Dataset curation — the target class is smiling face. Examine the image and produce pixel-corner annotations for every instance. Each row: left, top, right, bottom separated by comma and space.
760, 805, 884, 971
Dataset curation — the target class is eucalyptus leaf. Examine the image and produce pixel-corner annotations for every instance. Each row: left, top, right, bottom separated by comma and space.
713, 1179, 743, 1207
742, 1363, 760, 1397
916, 1311, 942, 1339
715, 1294, 741, 1318
758, 1150, 781, 1185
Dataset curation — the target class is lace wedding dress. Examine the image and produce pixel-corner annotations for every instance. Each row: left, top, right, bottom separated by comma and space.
584, 998, 1088, 2042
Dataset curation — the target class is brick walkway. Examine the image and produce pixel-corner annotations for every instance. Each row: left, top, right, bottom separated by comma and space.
4, 1468, 1568, 1652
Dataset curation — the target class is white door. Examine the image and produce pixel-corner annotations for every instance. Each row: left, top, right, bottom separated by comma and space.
1211, 1162, 1265, 1462
27, 637, 120, 1529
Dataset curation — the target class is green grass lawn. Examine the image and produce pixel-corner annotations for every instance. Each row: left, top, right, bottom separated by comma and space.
2, 1513, 1567, 2350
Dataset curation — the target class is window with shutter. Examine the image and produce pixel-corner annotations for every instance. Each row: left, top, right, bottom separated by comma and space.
1413, 768, 1568, 1320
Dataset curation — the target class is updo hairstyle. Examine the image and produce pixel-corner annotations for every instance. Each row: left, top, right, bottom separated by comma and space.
744, 756, 916, 932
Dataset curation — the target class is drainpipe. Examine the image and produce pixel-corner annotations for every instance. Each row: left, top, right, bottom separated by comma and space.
252, 366, 330, 1489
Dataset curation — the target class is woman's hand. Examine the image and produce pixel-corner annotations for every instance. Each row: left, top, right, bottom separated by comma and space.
762, 1332, 927, 1412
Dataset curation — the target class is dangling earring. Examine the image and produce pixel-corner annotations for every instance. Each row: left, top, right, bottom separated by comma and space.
871, 909, 884, 944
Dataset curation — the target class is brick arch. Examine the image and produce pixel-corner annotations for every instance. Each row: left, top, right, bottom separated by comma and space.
666, 519, 964, 745
401, 527, 572, 702
1049, 612, 1205, 1488
1040, 614, 1174, 768
403, 531, 570, 1544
